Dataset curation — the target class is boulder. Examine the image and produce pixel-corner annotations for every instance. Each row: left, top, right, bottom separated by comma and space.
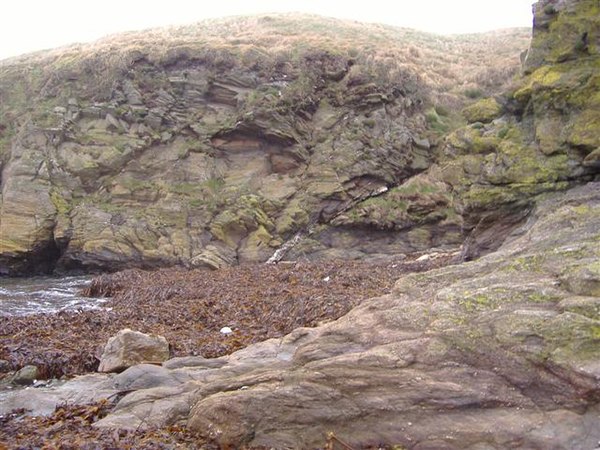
190, 244, 238, 270
10, 365, 39, 385
98, 329, 170, 373
462, 97, 503, 123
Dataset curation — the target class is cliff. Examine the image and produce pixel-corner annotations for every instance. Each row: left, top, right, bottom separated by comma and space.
0, 1, 599, 448
0, 15, 530, 275
434, 0, 600, 258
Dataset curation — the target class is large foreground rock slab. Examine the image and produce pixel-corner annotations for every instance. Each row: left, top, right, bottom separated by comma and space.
0, 374, 114, 417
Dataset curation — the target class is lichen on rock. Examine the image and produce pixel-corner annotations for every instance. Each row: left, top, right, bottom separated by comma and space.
462, 97, 503, 123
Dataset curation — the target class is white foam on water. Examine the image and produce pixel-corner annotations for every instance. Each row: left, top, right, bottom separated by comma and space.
0, 275, 108, 316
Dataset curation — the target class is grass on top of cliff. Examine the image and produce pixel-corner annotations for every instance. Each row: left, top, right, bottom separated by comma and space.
0, 255, 456, 379
0, 14, 529, 136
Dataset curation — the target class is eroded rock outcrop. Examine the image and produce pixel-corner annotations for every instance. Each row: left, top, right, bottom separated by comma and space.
0, 16, 530, 275
434, 0, 600, 258
302, 0, 600, 265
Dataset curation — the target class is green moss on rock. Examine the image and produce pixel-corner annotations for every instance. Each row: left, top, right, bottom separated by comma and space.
275, 201, 311, 236
446, 126, 500, 154
210, 195, 275, 248
462, 98, 503, 124
567, 109, 600, 150
49, 189, 71, 215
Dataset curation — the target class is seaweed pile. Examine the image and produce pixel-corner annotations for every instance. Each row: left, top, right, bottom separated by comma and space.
1, 254, 455, 379
0, 399, 206, 449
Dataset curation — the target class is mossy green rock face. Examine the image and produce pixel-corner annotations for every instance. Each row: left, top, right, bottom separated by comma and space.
0, 18, 434, 274
0, 4, 591, 274
462, 97, 503, 123
425, 0, 600, 258
0, 15, 527, 274
523, 0, 600, 72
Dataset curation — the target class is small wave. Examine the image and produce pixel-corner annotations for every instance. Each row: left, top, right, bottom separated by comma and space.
0, 275, 108, 316
29, 290, 73, 298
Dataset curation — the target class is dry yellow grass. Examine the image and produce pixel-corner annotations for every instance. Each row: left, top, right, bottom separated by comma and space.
0, 14, 530, 160
1, 13, 529, 95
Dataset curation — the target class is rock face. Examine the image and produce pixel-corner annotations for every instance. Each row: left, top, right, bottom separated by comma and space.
0, 16, 530, 275
426, 0, 600, 258
98, 329, 170, 373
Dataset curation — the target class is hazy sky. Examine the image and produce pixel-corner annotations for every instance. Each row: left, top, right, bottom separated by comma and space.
1, 0, 534, 60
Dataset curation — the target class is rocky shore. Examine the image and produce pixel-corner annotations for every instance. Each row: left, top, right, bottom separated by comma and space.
1, 254, 455, 448
0, 254, 455, 379
0, 0, 598, 447
1, 182, 599, 449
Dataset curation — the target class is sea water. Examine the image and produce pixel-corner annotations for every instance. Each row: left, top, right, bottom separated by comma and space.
0, 276, 107, 316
